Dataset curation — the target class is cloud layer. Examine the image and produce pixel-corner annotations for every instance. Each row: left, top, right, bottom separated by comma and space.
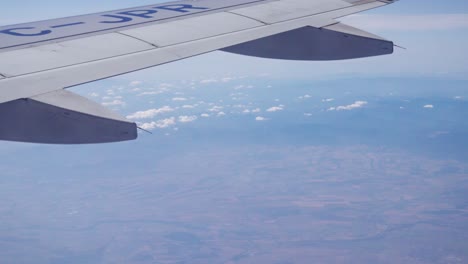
329, 101, 368, 111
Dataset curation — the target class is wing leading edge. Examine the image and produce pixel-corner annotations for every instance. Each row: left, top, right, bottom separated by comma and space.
0, 0, 398, 144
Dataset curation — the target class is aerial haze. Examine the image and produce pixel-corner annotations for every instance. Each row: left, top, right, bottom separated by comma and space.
1, 0, 467, 263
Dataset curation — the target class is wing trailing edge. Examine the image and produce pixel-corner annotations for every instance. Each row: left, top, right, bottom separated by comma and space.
0, 90, 137, 144
221, 22, 393, 60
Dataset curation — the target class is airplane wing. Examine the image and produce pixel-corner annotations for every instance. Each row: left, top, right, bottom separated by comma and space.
0, 0, 398, 144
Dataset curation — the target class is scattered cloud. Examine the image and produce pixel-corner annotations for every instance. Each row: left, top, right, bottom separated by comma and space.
208, 106, 224, 112
454, 96, 463, 100
266, 105, 284, 112
221, 77, 234, 82
200, 113, 210, 118
217, 112, 226, 117
200, 79, 218, 84
234, 84, 254, 90
322, 98, 335, 102
130, 80, 142, 86
182, 104, 196, 109
159, 83, 173, 88
102, 100, 125, 107
138, 91, 163, 96
428, 131, 450, 139
89, 92, 99, 97
126, 106, 174, 120
298, 95, 312, 100
304, 113, 313, 117
139, 117, 176, 130
172, 97, 187, 101
178, 115, 198, 123
255, 116, 269, 121
252, 108, 261, 113
424, 104, 434, 109
328, 101, 368, 111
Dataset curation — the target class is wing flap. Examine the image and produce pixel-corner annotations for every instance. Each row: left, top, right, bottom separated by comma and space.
324, 22, 387, 40
221, 22, 393, 60
0, 90, 137, 144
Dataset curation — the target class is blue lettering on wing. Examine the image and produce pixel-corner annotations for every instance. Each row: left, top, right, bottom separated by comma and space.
50, 22, 85, 28
0, 27, 52, 37
100, 14, 133, 24
155, 4, 209, 13
99, 4, 209, 24
0, 4, 211, 39
118, 10, 158, 19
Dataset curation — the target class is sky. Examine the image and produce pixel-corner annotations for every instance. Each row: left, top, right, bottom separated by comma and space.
0, 1, 468, 263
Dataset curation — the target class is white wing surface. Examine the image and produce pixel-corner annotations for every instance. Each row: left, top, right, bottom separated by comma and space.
0, 0, 398, 144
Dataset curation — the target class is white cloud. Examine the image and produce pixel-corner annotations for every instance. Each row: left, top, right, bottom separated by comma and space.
255, 116, 268, 121
221, 77, 235, 82
126, 106, 174, 120
130, 80, 142, 87
328, 101, 368, 111
159, 83, 173, 88
178, 115, 198, 123
298, 94, 312, 100
139, 117, 176, 130
342, 14, 468, 32
322, 98, 335, 102
182, 104, 196, 109
304, 113, 313, 117
138, 91, 163, 96
200, 79, 218, 84
234, 84, 254, 90
139, 122, 157, 131
172, 97, 187, 101
208, 106, 223, 112
200, 113, 210, 117
242, 109, 251, 113
102, 100, 125, 107
89, 92, 99, 97
266, 105, 284, 112
424, 104, 434, 109
454, 96, 463, 100
217, 112, 226, 117
233, 104, 247, 108
252, 108, 261, 113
